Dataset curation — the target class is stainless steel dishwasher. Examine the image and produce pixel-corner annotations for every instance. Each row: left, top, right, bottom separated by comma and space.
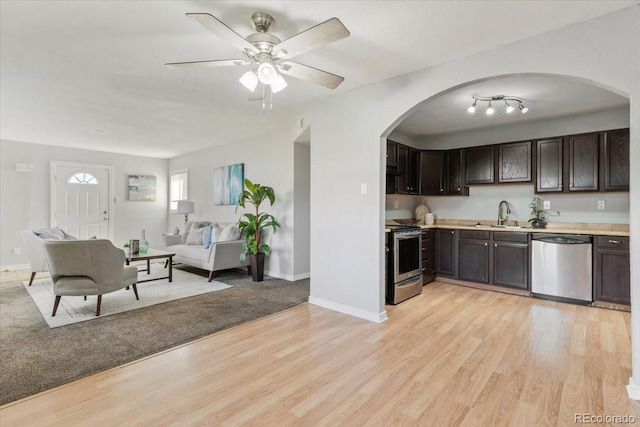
531, 234, 592, 304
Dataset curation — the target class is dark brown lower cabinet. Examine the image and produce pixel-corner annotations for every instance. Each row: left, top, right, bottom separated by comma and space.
458, 230, 490, 283
422, 229, 436, 284
594, 236, 630, 306
435, 229, 457, 277
493, 233, 530, 289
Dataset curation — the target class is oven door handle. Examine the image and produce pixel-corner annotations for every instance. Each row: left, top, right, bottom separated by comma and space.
395, 232, 422, 239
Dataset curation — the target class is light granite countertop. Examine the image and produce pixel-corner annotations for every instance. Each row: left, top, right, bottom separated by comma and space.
385, 219, 629, 237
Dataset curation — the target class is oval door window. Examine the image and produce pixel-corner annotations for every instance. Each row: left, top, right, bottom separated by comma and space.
67, 172, 99, 184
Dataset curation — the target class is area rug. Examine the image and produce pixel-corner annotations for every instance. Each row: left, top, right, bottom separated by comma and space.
23, 264, 232, 328
1, 267, 309, 406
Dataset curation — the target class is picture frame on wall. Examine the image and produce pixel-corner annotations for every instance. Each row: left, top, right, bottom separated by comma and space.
128, 175, 157, 201
213, 163, 244, 205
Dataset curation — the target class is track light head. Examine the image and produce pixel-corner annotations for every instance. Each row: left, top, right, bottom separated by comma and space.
468, 98, 477, 113
505, 100, 514, 113
519, 103, 529, 113
486, 101, 494, 115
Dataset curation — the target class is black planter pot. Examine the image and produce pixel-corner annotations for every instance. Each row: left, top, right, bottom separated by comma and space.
531, 220, 546, 229
249, 253, 265, 282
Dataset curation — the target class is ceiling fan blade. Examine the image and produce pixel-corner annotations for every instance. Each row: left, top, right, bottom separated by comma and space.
186, 13, 260, 56
279, 61, 344, 89
273, 17, 349, 59
166, 59, 249, 68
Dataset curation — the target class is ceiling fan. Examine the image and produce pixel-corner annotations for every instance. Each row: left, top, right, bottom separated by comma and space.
166, 12, 350, 103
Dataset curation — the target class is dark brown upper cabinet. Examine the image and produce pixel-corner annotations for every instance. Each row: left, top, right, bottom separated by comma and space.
464, 145, 494, 185
498, 141, 532, 183
386, 140, 398, 169
397, 144, 420, 194
567, 132, 599, 192
419, 150, 444, 195
601, 128, 630, 191
444, 149, 468, 195
536, 137, 564, 193
419, 149, 468, 196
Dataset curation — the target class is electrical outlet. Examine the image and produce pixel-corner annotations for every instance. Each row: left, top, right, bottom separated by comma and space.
13, 248, 21, 255
597, 200, 606, 210
393, 200, 399, 209
543, 200, 550, 209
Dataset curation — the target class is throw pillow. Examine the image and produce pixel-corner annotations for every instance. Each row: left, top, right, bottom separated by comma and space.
218, 224, 241, 242
186, 226, 207, 245
180, 221, 194, 244
202, 225, 212, 249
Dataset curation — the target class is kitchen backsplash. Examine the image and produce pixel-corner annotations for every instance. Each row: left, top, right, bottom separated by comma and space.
385, 184, 629, 224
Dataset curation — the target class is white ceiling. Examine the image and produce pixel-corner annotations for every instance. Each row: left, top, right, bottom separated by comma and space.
1, 1, 636, 158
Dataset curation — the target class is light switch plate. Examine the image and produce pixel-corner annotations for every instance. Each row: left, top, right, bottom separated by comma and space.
361, 183, 367, 195
597, 200, 606, 210
393, 200, 399, 208
543, 200, 551, 209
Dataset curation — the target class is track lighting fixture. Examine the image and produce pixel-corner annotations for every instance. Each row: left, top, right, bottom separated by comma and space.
467, 95, 528, 115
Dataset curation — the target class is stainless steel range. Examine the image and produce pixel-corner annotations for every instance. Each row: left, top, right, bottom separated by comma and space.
387, 225, 423, 304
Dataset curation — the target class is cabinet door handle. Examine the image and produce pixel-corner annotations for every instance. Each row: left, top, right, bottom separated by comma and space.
451, 231, 454, 234
608, 239, 622, 244
484, 243, 488, 246
495, 243, 498, 247
440, 188, 444, 192
457, 187, 461, 191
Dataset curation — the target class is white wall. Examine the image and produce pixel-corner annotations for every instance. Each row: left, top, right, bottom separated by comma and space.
0, 139, 168, 269
167, 128, 298, 280
307, 6, 640, 398
293, 142, 311, 279
386, 187, 630, 224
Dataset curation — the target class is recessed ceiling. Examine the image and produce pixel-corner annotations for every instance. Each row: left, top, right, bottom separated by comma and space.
1, 1, 637, 158
395, 75, 630, 137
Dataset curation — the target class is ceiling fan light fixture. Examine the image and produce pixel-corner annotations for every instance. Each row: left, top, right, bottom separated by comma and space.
270, 73, 288, 93
239, 71, 259, 92
257, 62, 277, 85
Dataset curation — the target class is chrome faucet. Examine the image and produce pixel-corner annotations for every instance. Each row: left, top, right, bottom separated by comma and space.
498, 200, 511, 225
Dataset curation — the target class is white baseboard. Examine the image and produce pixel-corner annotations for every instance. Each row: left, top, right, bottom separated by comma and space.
308, 296, 388, 323
628, 376, 640, 401
263, 269, 310, 282
1, 264, 29, 271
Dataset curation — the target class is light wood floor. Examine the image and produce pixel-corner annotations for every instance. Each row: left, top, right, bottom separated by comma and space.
1, 281, 639, 426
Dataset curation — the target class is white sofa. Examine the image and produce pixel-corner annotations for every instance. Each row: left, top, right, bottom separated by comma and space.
162, 222, 247, 281
21, 227, 79, 286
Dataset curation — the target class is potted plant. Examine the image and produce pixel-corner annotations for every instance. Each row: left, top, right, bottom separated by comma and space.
528, 196, 547, 228
236, 179, 280, 282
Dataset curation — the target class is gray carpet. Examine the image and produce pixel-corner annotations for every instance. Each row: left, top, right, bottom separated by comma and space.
0, 267, 309, 406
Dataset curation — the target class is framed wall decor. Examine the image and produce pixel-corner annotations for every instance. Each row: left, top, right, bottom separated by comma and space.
213, 163, 244, 205
128, 175, 157, 201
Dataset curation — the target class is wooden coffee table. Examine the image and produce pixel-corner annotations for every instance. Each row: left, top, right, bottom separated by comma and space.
125, 249, 176, 283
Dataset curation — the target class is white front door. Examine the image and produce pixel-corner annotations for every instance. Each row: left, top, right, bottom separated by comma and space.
51, 162, 112, 239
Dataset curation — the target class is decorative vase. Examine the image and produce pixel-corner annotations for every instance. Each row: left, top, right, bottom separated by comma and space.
249, 253, 265, 282
531, 220, 546, 229
415, 202, 430, 222
139, 229, 149, 253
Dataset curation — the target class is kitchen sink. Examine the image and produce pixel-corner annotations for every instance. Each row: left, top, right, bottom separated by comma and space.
475, 224, 525, 229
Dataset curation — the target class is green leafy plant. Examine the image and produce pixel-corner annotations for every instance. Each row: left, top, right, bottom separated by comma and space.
123, 242, 130, 248
528, 196, 547, 223
236, 179, 280, 263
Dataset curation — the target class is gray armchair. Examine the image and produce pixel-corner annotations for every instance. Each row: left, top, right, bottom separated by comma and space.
43, 240, 139, 316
